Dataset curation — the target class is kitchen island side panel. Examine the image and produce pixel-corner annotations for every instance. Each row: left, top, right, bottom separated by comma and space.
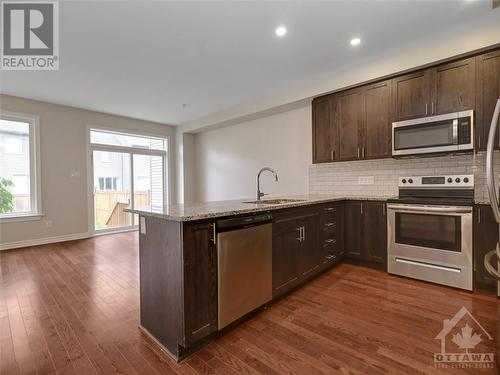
139, 215, 184, 357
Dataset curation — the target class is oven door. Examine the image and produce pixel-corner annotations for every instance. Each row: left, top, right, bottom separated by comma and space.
392, 111, 473, 156
387, 204, 473, 290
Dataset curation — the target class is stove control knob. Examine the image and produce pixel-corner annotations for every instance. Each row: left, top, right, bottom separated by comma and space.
463, 177, 469, 183
447, 178, 453, 183
455, 178, 461, 183
402, 179, 407, 184
408, 178, 413, 184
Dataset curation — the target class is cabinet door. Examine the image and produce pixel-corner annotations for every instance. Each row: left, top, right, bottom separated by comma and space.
336, 89, 364, 161
272, 218, 301, 296
312, 96, 337, 163
364, 80, 393, 159
474, 205, 499, 293
183, 221, 217, 345
297, 213, 321, 277
393, 70, 432, 121
476, 50, 500, 151
361, 202, 387, 266
344, 201, 363, 259
432, 57, 476, 115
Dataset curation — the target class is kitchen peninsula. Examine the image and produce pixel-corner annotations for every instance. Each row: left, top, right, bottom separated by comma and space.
126, 195, 388, 361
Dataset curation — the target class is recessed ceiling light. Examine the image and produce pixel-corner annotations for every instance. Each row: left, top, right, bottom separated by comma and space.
350, 37, 361, 46
275, 26, 287, 37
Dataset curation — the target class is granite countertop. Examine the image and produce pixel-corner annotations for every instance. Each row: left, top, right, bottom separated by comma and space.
124, 194, 389, 222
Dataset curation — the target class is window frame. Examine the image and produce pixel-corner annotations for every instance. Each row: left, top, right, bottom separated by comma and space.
0, 111, 42, 222
87, 126, 170, 234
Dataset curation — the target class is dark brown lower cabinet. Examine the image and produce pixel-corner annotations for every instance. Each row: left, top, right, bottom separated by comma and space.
272, 204, 344, 297
474, 205, 499, 293
344, 201, 387, 268
344, 201, 363, 259
138, 216, 218, 361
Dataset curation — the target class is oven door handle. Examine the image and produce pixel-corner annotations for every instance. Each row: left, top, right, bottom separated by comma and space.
387, 204, 472, 214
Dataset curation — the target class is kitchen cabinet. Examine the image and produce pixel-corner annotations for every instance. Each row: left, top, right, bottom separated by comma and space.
344, 201, 363, 259
363, 80, 393, 159
320, 204, 344, 265
344, 201, 387, 267
476, 50, 500, 151
392, 70, 432, 121
312, 95, 337, 163
361, 201, 387, 265
474, 205, 499, 293
182, 221, 218, 346
336, 88, 364, 161
393, 57, 476, 121
432, 57, 476, 115
297, 213, 321, 277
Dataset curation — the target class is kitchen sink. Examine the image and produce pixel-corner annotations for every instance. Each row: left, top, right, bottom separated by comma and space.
243, 198, 306, 205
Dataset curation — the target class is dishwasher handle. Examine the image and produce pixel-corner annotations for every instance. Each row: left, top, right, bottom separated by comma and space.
217, 213, 272, 231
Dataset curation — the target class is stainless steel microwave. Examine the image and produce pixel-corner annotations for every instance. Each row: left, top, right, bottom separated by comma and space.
392, 110, 474, 157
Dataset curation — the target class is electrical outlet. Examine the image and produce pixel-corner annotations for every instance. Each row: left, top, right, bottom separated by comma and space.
45, 220, 53, 228
358, 176, 374, 185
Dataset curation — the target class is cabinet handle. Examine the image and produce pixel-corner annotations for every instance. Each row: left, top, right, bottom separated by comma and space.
360, 202, 363, 215
362, 147, 365, 159
324, 222, 335, 227
357, 147, 360, 159
325, 239, 336, 244
425, 103, 428, 115
211, 223, 217, 245
431, 102, 435, 115
478, 135, 481, 149
302, 226, 305, 242
296, 227, 302, 242
331, 150, 334, 161
478, 207, 481, 224
383, 204, 386, 216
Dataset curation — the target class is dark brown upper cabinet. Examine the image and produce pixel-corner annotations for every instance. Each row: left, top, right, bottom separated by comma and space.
476, 50, 500, 151
312, 95, 337, 163
433, 57, 476, 115
335, 88, 364, 161
392, 70, 432, 121
363, 80, 393, 159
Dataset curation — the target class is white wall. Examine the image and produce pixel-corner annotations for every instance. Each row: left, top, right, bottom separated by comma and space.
0, 94, 175, 249
194, 105, 311, 202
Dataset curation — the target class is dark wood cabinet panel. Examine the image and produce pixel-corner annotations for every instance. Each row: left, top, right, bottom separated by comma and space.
476, 50, 500, 151
362, 202, 387, 265
336, 89, 364, 161
272, 216, 302, 295
363, 80, 393, 159
183, 221, 217, 346
312, 96, 337, 163
432, 57, 476, 115
297, 213, 321, 277
474, 205, 499, 293
393, 70, 432, 121
344, 201, 363, 259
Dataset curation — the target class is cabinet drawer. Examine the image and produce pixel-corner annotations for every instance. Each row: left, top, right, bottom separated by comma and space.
322, 222, 337, 238
321, 206, 338, 221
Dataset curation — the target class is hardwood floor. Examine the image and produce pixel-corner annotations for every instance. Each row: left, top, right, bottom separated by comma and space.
1, 232, 498, 375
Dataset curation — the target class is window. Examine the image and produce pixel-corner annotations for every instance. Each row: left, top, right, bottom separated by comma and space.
97, 177, 119, 191
0, 113, 41, 218
90, 129, 168, 232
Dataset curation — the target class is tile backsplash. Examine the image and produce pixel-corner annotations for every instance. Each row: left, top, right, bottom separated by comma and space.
309, 151, 500, 202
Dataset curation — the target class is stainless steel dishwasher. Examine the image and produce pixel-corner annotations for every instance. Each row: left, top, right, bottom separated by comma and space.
216, 213, 272, 329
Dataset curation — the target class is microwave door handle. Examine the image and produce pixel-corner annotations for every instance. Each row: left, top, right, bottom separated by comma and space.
452, 119, 458, 145
486, 98, 500, 224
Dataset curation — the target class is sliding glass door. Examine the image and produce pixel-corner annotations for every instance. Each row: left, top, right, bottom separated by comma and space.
90, 129, 167, 233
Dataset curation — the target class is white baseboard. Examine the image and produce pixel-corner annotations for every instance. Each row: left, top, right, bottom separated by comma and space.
0, 232, 91, 251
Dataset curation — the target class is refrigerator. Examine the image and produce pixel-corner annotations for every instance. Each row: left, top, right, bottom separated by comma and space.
485, 98, 500, 297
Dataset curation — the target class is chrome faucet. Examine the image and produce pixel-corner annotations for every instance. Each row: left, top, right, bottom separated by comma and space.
257, 167, 278, 201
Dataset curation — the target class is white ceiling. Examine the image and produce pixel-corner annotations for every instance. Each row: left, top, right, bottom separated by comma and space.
1, 0, 498, 125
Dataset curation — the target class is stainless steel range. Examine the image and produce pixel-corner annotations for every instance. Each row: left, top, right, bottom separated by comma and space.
387, 175, 474, 291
